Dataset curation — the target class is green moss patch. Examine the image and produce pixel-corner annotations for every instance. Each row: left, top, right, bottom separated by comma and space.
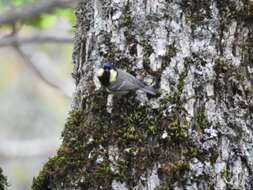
32, 57, 218, 189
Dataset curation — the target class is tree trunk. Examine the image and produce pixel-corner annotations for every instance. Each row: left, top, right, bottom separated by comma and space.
32, 0, 253, 189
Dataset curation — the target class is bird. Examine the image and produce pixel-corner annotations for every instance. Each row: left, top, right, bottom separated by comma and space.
96, 63, 156, 95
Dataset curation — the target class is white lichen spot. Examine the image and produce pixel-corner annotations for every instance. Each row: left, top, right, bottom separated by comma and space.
136, 44, 144, 69
149, 19, 168, 72
205, 99, 216, 123
161, 130, 168, 139
112, 180, 128, 190
112, 29, 125, 51
220, 137, 230, 160
87, 137, 94, 144
184, 98, 195, 120
230, 158, 245, 188
108, 146, 119, 162
204, 127, 218, 139
149, 53, 160, 72
96, 155, 104, 164
137, 166, 160, 190
94, 0, 107, 33
146, 167, 160, 190
106, 94, 114, 113
112, 11, 122, 20
206, 83, 214, 97
88, 152, 92, 159
93, 75, 102, 91
183, 70, 195, 118
247, 65, 253, 74
223, 21, 242, 66
160, 66, 175, 94
214, 162, 226, 174
124, 148, 137, 156
190, 158, 204, 176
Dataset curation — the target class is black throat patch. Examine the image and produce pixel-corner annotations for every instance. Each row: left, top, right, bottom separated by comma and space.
98, 70, 110, 86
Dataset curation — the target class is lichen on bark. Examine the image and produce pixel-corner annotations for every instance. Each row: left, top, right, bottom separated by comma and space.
33, 0, 253, 189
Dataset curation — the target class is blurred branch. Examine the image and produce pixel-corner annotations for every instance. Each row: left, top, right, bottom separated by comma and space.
14, 46, 72, 98
0, 33, 73, 47
0, 0, 79, 25
0, 138, 60, 158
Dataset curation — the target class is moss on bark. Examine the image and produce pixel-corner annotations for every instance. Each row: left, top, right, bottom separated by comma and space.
33, 0, 253, 189
32, 85, 218, 189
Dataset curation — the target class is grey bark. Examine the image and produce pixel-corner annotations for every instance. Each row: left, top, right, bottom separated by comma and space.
33, 0, 253, 190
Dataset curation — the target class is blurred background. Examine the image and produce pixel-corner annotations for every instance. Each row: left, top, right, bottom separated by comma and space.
0, 0, 77, 189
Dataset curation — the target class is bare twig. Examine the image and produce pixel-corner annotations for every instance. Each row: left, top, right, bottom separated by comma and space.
14, 46, 73, 98
0, 0, 80, 25
0, 33, 73, 47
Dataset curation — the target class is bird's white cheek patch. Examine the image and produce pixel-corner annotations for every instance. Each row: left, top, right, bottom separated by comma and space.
97, 68, 104, 77
109, 70, 117, 82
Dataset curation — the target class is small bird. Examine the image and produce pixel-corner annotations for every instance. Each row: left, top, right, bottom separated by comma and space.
97, 63, 156, 95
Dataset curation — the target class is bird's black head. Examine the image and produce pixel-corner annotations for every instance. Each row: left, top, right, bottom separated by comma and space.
97, 63, 114, 87
103, 63, 113, 70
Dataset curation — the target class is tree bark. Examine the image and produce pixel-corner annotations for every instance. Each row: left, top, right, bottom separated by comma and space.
32, 0, 253, 190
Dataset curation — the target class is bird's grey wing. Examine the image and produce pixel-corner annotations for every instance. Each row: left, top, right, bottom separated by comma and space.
120, 70, 156, 95
109, 79, 139, 91
110, 69, 156, 94
117, 69, 146, 87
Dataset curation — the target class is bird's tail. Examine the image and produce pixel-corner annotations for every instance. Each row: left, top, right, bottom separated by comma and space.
141, 85, 156, 95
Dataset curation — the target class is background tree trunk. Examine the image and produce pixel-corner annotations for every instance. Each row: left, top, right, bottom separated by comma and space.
32, 0, 253, 189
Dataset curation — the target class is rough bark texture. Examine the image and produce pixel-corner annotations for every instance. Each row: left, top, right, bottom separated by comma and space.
32, 0, 253, 190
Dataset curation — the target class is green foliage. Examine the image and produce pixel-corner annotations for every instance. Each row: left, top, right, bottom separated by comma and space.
0, 0, 34, 8
55, 8, 76, 25
0, 168, 8, 190
11, 0, 34, 6
25, 15, 56, 28
0, 0, 76, 29
24, 8, 75, 28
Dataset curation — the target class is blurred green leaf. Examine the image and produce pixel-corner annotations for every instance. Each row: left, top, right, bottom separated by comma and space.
0, 0, 33, 11
23, 8, 75, 29
55, 8, 76, 25
40, 15, 56, 28
12, 0, 34, 6
0, 0, 75, 29
24, 15, 56, 28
